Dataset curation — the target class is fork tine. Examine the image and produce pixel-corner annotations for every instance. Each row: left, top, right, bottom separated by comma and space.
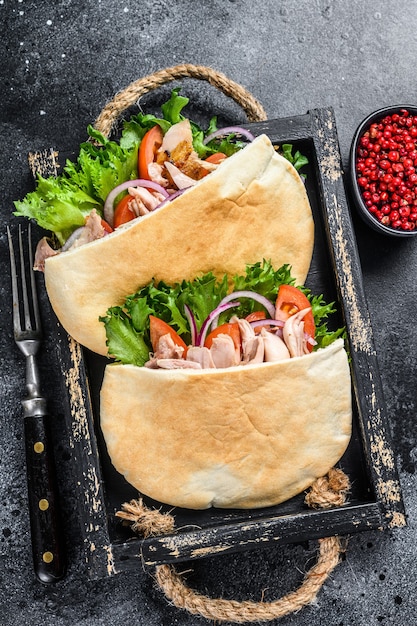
7, 225, 21, 336
7, 223, 41, 336
18, 223, 40, 332
18, 224, 33, 332
28, 225, 41, 332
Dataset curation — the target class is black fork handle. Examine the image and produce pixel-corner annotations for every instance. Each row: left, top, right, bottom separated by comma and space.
24, 414, 66, 583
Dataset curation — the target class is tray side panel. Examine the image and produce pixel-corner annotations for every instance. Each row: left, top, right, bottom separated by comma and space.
309, 107, 406, 530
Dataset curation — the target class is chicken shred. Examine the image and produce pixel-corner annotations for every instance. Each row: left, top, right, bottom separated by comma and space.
261, 328, 291, 362
186, 346, 216, 369
70, 209, 104, 248
236, 318, 265, 365
283, 308, 311, 357
156, 359, 201, 370
209, 335, 240, 369
156, 119, 218, 186
128, 186, 166, 216
33, 237, 59, 272
145, 333, 185, 368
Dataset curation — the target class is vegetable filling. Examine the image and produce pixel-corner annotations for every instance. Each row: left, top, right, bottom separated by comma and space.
100, 260, 345, 368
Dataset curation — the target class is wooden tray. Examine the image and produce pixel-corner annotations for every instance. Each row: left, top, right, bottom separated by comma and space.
31, 107, 406, 580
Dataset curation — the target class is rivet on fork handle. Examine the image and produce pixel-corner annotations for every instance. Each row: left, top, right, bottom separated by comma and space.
24, 412, 66, 583
7, 225, 66, 583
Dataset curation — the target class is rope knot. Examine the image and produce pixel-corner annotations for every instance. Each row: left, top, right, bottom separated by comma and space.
116, 498, 175, 538
305, 467, 350, 509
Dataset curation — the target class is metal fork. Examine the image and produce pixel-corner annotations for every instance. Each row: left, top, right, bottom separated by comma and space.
7, 224, 65, 583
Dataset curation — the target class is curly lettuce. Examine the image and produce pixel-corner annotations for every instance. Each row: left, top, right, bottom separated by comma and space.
100, 260, 345, 366
13, 89, 308, 244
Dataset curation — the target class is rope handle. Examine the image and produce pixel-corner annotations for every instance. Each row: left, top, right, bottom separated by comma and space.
117, 468, 350, 623
93, 63, 268, 138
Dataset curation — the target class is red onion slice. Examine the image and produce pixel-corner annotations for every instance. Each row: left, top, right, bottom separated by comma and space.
250, 319, 284, 329
217, 291, 275, 319
61, 226, 85, 252
103, 179, 169, 226
198, 301, 241, 347
154, 187, 187, 210
203, 126, 255, 145
184, 304, 198, 346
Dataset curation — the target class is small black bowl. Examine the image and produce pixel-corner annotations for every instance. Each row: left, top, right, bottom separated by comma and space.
349, 105, 417, 237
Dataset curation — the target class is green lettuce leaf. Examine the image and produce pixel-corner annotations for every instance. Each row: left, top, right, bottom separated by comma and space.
14, 127, 139, 244
101, 261, 345, 365
14, 88, 309, 244
281, 143, 309, 174
13, 176, 100, 245
100, 308, 150, 366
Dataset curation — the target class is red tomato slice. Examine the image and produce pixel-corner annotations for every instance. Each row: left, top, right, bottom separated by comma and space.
205, 152, 227, 164
149, 316, 188, 356
200, 152, 227, 178
101, 219, 113, 233
138, 125, 164, 180
113, 194, 136, 228
245, 311, 266, 323
245, 310, 267, 334
275, 284, 315, 347
204, 322, 241, 351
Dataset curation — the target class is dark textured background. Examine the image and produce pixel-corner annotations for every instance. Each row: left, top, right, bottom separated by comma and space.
1, 2, 416, 625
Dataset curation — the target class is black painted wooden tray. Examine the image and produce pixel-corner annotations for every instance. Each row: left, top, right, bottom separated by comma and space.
31, 107, 406, 580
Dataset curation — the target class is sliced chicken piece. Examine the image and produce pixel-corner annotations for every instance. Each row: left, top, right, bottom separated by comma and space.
128, 186, 166, 216
158, 119, 218, 184
237, 318, 265, 365
158, 119, 193, 156
170, 139, 216, 179
156, 333, 185, 359
68, 209, 104, 248
164, 161, 197, 190
283, 307, 311, 357
261, 328, 291, 362
34, 237, 60, 272
209, 334, 240, 369
145, 333, 185, 368
147, 162, 169, 187
59, 209, 106, 252
186, 346, 216, 369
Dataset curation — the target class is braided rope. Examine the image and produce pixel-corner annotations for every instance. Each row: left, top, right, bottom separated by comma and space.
93, 63, 267, 138
117, 468, 350, 622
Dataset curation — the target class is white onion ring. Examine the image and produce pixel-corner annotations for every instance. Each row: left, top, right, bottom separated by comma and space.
103, 179, 169, 226
203, 126, 255, 145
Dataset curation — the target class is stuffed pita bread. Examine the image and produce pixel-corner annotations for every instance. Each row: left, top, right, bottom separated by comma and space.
43, 134, 314, 355
100, 338, 351, 510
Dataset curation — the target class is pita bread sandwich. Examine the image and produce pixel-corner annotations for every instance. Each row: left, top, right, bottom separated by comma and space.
99, 262, 352, 510
14, 90, 314, 356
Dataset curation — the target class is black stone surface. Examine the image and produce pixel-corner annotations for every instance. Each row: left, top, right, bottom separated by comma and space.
1, 2, 416, 625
